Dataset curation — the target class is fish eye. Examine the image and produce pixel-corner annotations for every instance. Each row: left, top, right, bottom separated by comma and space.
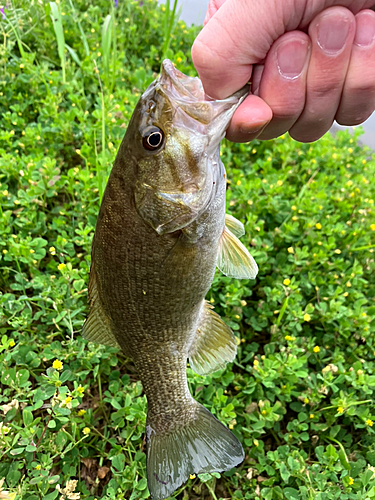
142, 127, 164, 151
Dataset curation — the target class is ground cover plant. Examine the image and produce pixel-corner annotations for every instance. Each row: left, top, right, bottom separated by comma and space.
0, 1, 375, 499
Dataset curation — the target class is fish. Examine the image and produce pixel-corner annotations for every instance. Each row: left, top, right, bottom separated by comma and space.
83, 59, 258, 500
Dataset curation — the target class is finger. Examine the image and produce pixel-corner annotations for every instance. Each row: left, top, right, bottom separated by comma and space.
290, 6, 356, 142
336, 9, 375, 125
192, 0, 375, 101
253, 32, 311, 140
225, 95, 273, 142
251, 64, 264, 96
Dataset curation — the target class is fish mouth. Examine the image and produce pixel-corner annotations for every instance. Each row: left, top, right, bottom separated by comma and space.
158, 59, 248, 142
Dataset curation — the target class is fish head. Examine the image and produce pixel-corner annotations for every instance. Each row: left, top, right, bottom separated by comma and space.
123, 59, 247, 235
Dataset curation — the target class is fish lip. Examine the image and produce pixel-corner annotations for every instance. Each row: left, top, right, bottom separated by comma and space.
160, 59, 248, 103
159, 59, 248, 120
158, 59, 248, 143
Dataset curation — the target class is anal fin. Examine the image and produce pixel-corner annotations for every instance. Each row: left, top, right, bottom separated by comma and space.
189, 301, 237, 376
82, 264, 120, 349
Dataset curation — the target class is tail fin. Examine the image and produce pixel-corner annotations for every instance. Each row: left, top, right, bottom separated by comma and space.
146, 403, 244, 500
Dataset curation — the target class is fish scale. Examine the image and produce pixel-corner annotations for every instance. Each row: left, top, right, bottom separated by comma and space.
83, 60, 258, 499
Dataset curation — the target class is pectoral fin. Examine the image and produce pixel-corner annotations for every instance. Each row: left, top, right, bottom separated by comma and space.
82, 265, 120, 349
224, 213, 245, 238
189, 301, 237, 376
217, 223, 258, 280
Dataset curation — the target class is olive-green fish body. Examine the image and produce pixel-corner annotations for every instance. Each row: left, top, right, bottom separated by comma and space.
84, 60, 258, 500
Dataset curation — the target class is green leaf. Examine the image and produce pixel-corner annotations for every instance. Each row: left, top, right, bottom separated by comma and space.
283, 487, 299, 500
136, 478, 148, 491
10, 448, 25, 456
111, 453, 125, 472
23, 409, 33, 427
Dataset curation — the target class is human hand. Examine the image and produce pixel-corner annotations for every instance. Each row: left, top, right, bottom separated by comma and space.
192, 0, 375, 142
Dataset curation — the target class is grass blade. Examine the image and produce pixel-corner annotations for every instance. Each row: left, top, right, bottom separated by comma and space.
67, 0, 90, 57
65, 43, 82, 67
161, 0, 179, 64
49, 1, 66, 83
101, 14, 113, 85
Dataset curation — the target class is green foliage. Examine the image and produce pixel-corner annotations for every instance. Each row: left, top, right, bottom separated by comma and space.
0, 1, 375, 499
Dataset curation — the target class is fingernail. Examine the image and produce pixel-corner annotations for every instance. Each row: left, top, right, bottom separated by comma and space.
317, 13, 351, 53
354, 13, 375, 47
276, 39, 310, 79
239, 121, 269, 136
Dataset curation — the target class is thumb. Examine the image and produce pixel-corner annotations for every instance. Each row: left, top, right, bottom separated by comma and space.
192, 0, 300, 98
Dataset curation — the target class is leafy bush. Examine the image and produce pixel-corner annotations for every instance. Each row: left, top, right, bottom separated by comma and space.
0, 1, 374, 499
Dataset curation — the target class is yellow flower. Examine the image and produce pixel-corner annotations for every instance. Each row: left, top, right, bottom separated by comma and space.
348, 477, 354, 485
346, 281, 351, 288
236, 180, 241, 186
366, 419, 373, 427
288, 247, 294, 254
304, 313, 311, 322
337, 406, 344, 414
52, 359, 63, 371
58, 263, 66, 271
310, 414, 314, 419
189, 474, 196, 480
2, 190, 8, 196
176, 57, 182, 64
78, 409, 86, 416
334, 249, 341, 254
304, 398, 309, 404
49, 246, 56, 255
285, 335, 292, 341
253, 359, 259, 366
229, 424, 234, 429
253, 439, 259, 447
313, 346, 320, 353
240, 300, 247, 306
370, 224, 375, 231
35, 464, 41, 470
292, 216, 298, 221
252, 148, 257, 154
77, 386, 85, 395
9, 340, 15, 347
291, 205, 297, 211
344, 292, 349, 297
276, 180, 283, 186
283, 278, 291, 286
83, 427, 90, 435
64, 397, 72, 405
315, 223, 322, 230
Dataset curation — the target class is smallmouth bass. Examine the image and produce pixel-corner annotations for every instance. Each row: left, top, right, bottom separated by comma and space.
83, 60, 258, 500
